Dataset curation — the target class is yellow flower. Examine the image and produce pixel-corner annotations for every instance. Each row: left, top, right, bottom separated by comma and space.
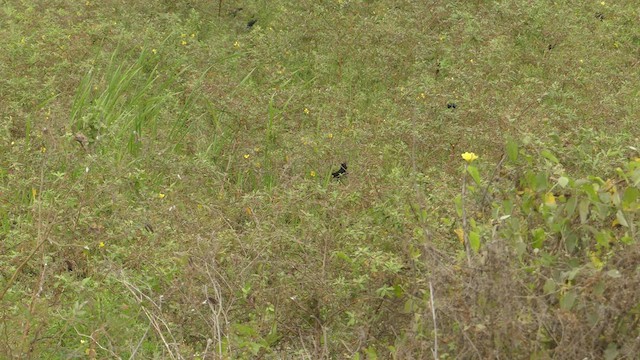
41, 146, 47, 153
181, 40, 187, 46
600, 1, 605, 5
181, 33, 187, 38
327, 133, 333, 139
420, 92, 426, 99
544, 192, 556, 206
310, 171, 316, 177
233, 41, 240, 48
158, 193, 166, 199
190, 33, 195, 38
152, 48, 157, 54
461, 152, 478, 163
99, 241, 105, 248
303, 108, 310, 115
244, 154, 250, 159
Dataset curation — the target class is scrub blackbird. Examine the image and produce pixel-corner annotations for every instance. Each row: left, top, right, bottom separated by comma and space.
332, 163, 348, 179
447, 103, 457, 109
247, 19, 257, 29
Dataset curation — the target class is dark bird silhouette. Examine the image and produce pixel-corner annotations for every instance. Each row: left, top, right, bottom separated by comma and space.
247, 19, 257, 29
332, 163, 348, 179
447, 102, 457, 109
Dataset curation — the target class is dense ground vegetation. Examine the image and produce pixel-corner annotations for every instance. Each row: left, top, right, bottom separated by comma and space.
1, 0, 639, 358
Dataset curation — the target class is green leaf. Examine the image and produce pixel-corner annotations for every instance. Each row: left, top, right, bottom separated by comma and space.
579, 199, 590, 223
531, 228, 545, 249
560, 290, 577, 310
365, 347, 378, 360
543, 279, 556, 295
469, 231, 481, 252
604, 343, 619, 360
616, 210, 629, 227
622, 187, 639, 210
557, 176, 569, 188
565, 232, 578, 252
467, 165, 481, 185
454, 195, 462, 217
606, 270, 621, 278
534, 173, 549, 191
506, 139, 518, 162
541, 149, 559, 164
565, 196, 577, 216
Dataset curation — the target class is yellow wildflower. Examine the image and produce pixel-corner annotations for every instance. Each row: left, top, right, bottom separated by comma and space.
544, 192, 556, 206
99, 241, 105, 248
244, 154, 250, 159
461, 152, 478, 163
303, 108, 310, 115
158, 193, 166, 199
310, 171, 316, 177
181, 40, 187, 46
233, 41, 240, 48
152, 48, 157, 54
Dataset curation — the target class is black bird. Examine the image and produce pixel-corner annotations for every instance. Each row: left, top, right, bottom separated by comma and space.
332, 163, 348, 179
447, 102, 457, 109
247, 19, 257, 29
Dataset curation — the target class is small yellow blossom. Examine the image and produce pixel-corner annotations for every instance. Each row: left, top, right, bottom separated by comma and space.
461, 152, 478, 163
544, 192, 556, 206
310, 171, 316, 177
181, 33, 187, 38
233, 41, 240, 48
303, 108, 310, 115
244, 154, 250, 159
99, 241, 105, 248
40, 146, 47, 153
600, 1, 605, 5
190, 33, 195, 38
420, 93, 426, 99
181, 40, 187, 46
152, 48, 157, 54
158, 193, 166, 199
327, 133, 333, 139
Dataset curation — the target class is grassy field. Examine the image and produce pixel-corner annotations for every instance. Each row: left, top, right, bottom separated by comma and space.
1, 0, 639, 358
